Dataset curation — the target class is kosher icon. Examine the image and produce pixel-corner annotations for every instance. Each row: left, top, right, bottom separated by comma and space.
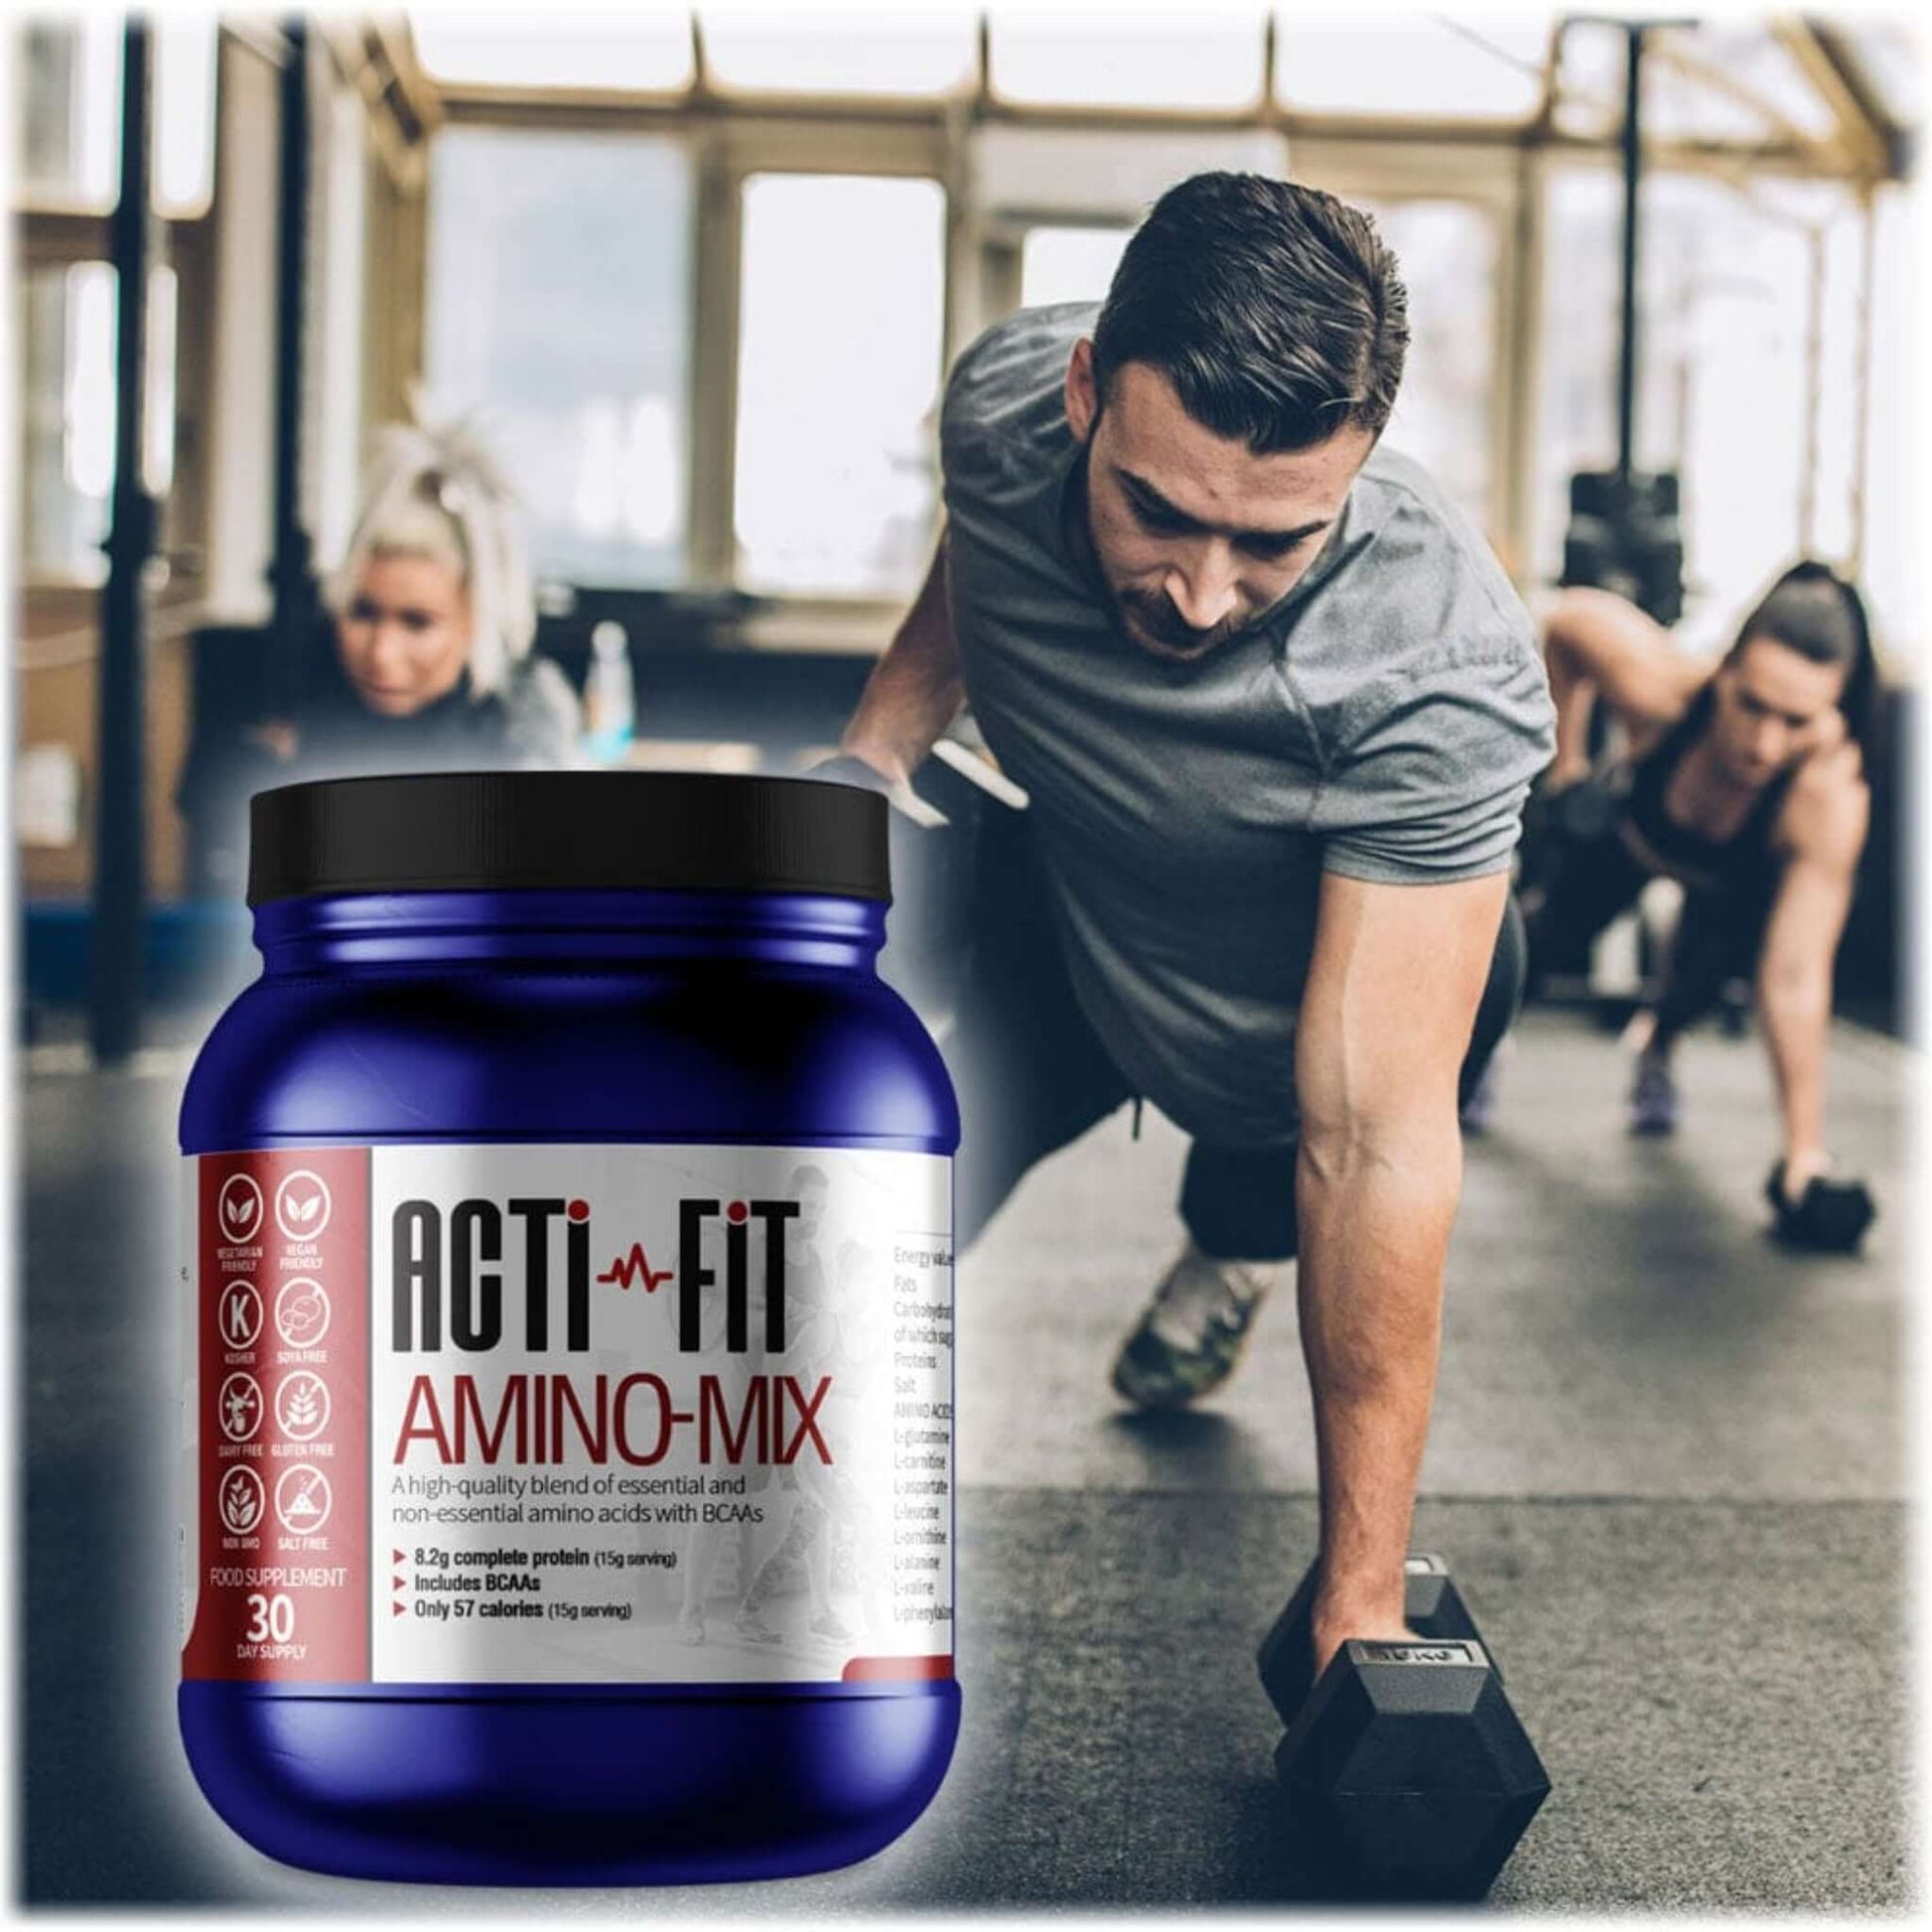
219, 1280, 263, 1350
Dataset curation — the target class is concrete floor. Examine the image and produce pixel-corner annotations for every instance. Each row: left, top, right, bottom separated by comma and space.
20, 1007, 1914, 1909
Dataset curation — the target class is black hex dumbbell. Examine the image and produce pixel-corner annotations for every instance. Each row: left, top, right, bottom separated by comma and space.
1257, 1552, 1486, 1726
1275, 1635, 1549, 1900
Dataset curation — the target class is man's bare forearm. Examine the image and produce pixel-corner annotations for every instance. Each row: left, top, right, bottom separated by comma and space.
839, 533, 964, 783
1296, 1123, 1461, 1651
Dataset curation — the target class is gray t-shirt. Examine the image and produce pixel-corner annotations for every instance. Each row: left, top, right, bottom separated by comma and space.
938, 302, 1557, 1148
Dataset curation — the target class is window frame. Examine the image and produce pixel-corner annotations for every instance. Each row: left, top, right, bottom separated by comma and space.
20, 16, 1903, 647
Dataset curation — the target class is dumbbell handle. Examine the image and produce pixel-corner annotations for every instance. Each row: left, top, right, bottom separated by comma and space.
1259, 1552, 1495, 1726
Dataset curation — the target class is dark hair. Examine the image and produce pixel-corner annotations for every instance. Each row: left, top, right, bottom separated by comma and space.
1728, 559, 1880, 763
1090, 172, 1410, 455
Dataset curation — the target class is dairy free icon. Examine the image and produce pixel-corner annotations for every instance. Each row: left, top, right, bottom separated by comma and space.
217, 1173, 263, 1244
218, 1372, 263, 1442
276, 1171, 333, 1242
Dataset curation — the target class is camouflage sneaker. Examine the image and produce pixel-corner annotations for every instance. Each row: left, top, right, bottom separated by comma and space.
734, 1605, 784, 1646
1110, 1240, 1282, 1410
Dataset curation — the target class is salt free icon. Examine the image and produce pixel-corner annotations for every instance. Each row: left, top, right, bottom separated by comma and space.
275, 1171, 333, 1242
276, 1464, 333, 1535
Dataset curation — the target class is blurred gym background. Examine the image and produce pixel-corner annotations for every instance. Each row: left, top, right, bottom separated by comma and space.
10, 9, 1923, 1909
11, 8, 1919, 1050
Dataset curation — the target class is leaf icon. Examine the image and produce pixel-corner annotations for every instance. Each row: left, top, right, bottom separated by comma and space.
222, 1474, 260, 1531
291, 1193, 320, 1225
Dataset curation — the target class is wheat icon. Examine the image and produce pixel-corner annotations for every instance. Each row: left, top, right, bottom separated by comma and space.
280, 1376, 327, 1438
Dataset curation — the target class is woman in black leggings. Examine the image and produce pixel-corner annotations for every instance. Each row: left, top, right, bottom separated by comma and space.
1522, 560, 1878, 1249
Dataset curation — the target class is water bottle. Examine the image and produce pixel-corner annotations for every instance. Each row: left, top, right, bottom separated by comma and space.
583, 621, 636, 764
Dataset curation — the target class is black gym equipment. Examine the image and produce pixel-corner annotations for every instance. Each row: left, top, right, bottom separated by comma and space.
1765, 1164, 1877, 1254
1562, 470, 1685, 629
1276, 1637, 1551, 1900
1557, 21, 1689, 628
1259, 1554, 1549, 1898
1257, 1552, 1485, 1726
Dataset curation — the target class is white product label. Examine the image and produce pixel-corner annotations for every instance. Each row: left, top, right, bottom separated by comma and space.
183, 1144, 953, 1688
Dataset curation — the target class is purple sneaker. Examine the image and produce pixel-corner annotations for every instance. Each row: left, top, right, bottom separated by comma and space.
1627, 1052, 1678, 1135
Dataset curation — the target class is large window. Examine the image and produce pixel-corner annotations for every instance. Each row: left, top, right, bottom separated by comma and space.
1351, 197, 1499, 534
18, 264, 116, 580
15, 17, 215, 213
1862, 183, 1919, 671
1276, 15, 1549, 119
410, 17, 694, 92
989, 11, 1265, 109
15, 18, 213, 588
703, 13, 975, 94
1020, 225, 1129, 309
1536, 168, 1863, 647
17, 18, 121, 206
425, 128, 694, 589
733, 173, 946, 596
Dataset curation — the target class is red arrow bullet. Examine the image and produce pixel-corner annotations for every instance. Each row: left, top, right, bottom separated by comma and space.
392, 1601, 407, 1617
392, 1549, 406, 1565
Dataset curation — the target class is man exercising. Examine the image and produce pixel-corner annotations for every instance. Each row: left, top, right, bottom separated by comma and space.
1524, 563, 1878, 1250
835, 172, 1555, 1684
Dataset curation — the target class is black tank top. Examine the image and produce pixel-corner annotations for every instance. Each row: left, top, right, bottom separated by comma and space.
1614, 683, 1793, 897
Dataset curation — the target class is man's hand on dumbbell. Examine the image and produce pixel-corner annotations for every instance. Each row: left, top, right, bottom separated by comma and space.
809, 751, 950, 829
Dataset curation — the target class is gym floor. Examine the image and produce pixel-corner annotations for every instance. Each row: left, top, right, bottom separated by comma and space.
21, 1006, 1911, 1909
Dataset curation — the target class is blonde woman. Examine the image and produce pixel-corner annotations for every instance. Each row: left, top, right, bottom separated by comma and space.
271, 419, 583, 775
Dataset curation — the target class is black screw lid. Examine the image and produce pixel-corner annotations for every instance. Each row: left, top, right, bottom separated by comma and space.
246, 770, 891, 906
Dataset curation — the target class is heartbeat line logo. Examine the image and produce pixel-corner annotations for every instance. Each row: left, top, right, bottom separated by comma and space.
599, 1245, 674, 1294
